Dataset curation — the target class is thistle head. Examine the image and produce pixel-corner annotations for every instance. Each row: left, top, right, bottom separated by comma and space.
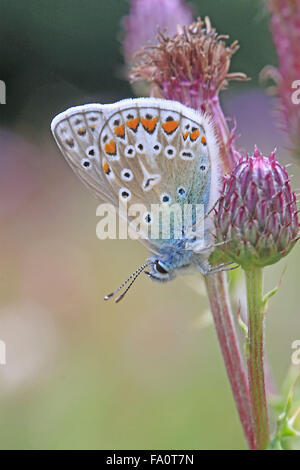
214, 147, 299, 269
130, 17, 247, 111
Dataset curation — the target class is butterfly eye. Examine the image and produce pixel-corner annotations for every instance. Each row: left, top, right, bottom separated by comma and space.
155, 260, 169, 275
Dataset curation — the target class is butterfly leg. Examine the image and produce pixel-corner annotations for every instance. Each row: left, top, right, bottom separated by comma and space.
196, 258, 238, 276
195, 259, 212, 275
208, 262, 239, 274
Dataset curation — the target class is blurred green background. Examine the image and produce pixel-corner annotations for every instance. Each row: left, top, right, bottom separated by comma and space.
0, 0, 299, 450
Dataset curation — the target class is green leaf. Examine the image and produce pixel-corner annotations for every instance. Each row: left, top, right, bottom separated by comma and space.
262, 267, 287, 313
270, 374, 300, 448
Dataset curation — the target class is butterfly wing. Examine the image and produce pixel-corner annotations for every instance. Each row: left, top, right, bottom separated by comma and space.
51, 98, 220, 254
51, 103, 117, 206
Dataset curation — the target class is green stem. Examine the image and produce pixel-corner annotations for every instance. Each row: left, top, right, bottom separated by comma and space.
245, 267, 269, 449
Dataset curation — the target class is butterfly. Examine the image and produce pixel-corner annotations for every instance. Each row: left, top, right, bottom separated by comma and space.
51, 98, 222, 301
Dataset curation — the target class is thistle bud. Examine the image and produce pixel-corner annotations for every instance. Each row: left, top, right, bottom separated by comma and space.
214, 147, 299, 268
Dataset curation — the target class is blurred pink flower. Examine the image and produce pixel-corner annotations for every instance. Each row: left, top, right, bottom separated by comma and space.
0, 129, 42, 217
266, 0, 300, 158
122, 0, 194, 63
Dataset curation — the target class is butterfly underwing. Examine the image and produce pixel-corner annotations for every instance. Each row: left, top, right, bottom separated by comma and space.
51, 97, 221, 299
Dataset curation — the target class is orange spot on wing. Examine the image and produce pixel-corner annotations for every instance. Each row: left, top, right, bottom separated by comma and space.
90, 124, 96, 131
141, 117, 158, 133
190, 129, 200, 141
104, 140, 116, 155
201, 135, 207, 145
162, 120, 179, 135
103, 162, 110, 174
114, 123, 125, 138
127, 117, 139, 132
78, 127, 86, 136
183, 131, 189, 140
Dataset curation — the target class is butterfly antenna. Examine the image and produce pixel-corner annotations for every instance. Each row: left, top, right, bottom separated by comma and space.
114, 270, 146, 303
104, 261, 153, 303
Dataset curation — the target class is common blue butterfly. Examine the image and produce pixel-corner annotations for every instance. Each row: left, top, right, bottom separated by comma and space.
51, 98, 221, 301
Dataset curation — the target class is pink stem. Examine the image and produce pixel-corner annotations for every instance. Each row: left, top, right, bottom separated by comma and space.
205, 272, 256, 449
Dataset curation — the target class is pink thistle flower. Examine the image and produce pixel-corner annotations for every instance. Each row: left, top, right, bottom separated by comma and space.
122, 0, 194, 63
130, 17, 248, 173
265, 0, 300, 158
215, 147, 299, 268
